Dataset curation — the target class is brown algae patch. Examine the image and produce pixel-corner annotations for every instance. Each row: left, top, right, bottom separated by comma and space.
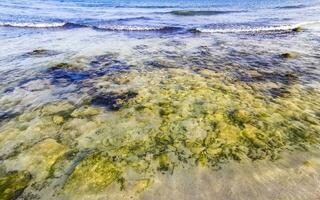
0, 67, 319, 198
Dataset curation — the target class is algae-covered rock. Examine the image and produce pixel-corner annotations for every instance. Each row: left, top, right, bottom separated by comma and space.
50, 63, 80, 71
228, 109, 252, 127
70, 106, 101, 118
24, 49, 59, 57
0, 64, 319, 197
292, 26, 302, 32
41, 101, 75, 116
31, 49, 48, 55
3, 139, 67, 181
64, 153, 121, 193
91, 91, 138, 111
281, 52, 298, 59
157, 153, 171, 172
53, 115, 64, 125
131, 179, 150, 193
0, 171, 31, 200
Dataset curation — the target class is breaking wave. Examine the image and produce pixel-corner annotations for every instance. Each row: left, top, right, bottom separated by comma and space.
94, 25, 182, 32
0, 21, 88, 29
169, 10, 244, 16
192, 21, 320, 33
275, 4, 308, 9
2, 20, 319, 34
0, 22, 67, 28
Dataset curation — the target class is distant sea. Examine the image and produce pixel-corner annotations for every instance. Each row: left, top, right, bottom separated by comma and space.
0, 0, 320, 33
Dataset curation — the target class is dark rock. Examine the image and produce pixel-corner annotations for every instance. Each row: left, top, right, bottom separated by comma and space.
237, 70, 299, 85
281, 52, 298, 59
50, 70, 90, 85
50, 63, 79, 71
267, 87, 291, 98
91, 91, 138, 111
0, 111, 19, 123
145, 60, 177, 69
3, 87, 14, 93
23, 49, 59, 58
292, 26, 302, 32
89, 53, 121, 68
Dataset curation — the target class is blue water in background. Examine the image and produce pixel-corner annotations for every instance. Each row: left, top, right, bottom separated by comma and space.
0, 0, 319, 32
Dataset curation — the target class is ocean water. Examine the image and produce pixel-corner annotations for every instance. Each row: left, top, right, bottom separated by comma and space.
0, 1, 320, 200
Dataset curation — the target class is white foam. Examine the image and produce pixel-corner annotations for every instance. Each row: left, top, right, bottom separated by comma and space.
195, 21, 320, 33
0, 22, 66, 28
96, 25, 168, 31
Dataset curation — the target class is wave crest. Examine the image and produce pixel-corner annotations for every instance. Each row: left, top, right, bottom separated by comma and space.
0, 22, 67, 28
193, 21, 320, 33
95, 25, 181, 32
275, 5, 307, 9
170, 10, 243, 16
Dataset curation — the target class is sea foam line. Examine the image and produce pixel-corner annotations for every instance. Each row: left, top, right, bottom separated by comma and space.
0, 22, 67, 28
194, 21, 320, 33
95, 25, 181, 32
0, 21, 180, 32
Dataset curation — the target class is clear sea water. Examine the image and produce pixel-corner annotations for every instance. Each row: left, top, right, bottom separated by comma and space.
0, 1, 320, 200
0, 0, 320, 31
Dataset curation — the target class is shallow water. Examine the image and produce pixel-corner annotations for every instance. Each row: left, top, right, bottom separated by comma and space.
0, 0, 320, 200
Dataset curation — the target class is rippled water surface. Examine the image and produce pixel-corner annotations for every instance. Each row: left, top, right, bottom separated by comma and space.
0, 0, 320, 200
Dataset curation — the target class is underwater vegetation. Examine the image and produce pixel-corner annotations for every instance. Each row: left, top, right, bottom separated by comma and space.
0, 171, 31, 200
0, 56, 319, 199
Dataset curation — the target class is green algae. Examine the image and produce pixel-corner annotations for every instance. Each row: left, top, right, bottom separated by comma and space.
0, 171, 31, 200
157, 153, 171, 172
61, 68, 319, 188
2, 139, 67, 182
63, 152, 122, 193
70, 106, 101, 118
0, 67, 319, 196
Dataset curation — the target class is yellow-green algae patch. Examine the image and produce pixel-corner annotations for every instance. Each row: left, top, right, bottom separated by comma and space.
0, 171, 31, 200
3, 139, 67, 181
63, 152, 121, 193
0, 67, 319, 198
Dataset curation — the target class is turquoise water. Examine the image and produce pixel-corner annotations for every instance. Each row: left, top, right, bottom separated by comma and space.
0, 1, 320, 200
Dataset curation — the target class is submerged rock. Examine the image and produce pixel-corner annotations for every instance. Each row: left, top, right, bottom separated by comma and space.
3, 139, 67, 181
292, 26, 302, 32
281, 52, 299, 59
0, 66, 319, 197
31, 49, 48, 55
0, 112, 19, 123
71, 106, 101, 118
0, 171, 31, 200
266, 87, 291, 98
53, 115, 64, 125
145, 60, 177, 69
41, 101, 75, 116
89, 53, 122, 68
50, 63, 80, 71
23, 49, 59, 57
91, 91, 138, 111
157, 153, 171, 172
64, 153, 121, 193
